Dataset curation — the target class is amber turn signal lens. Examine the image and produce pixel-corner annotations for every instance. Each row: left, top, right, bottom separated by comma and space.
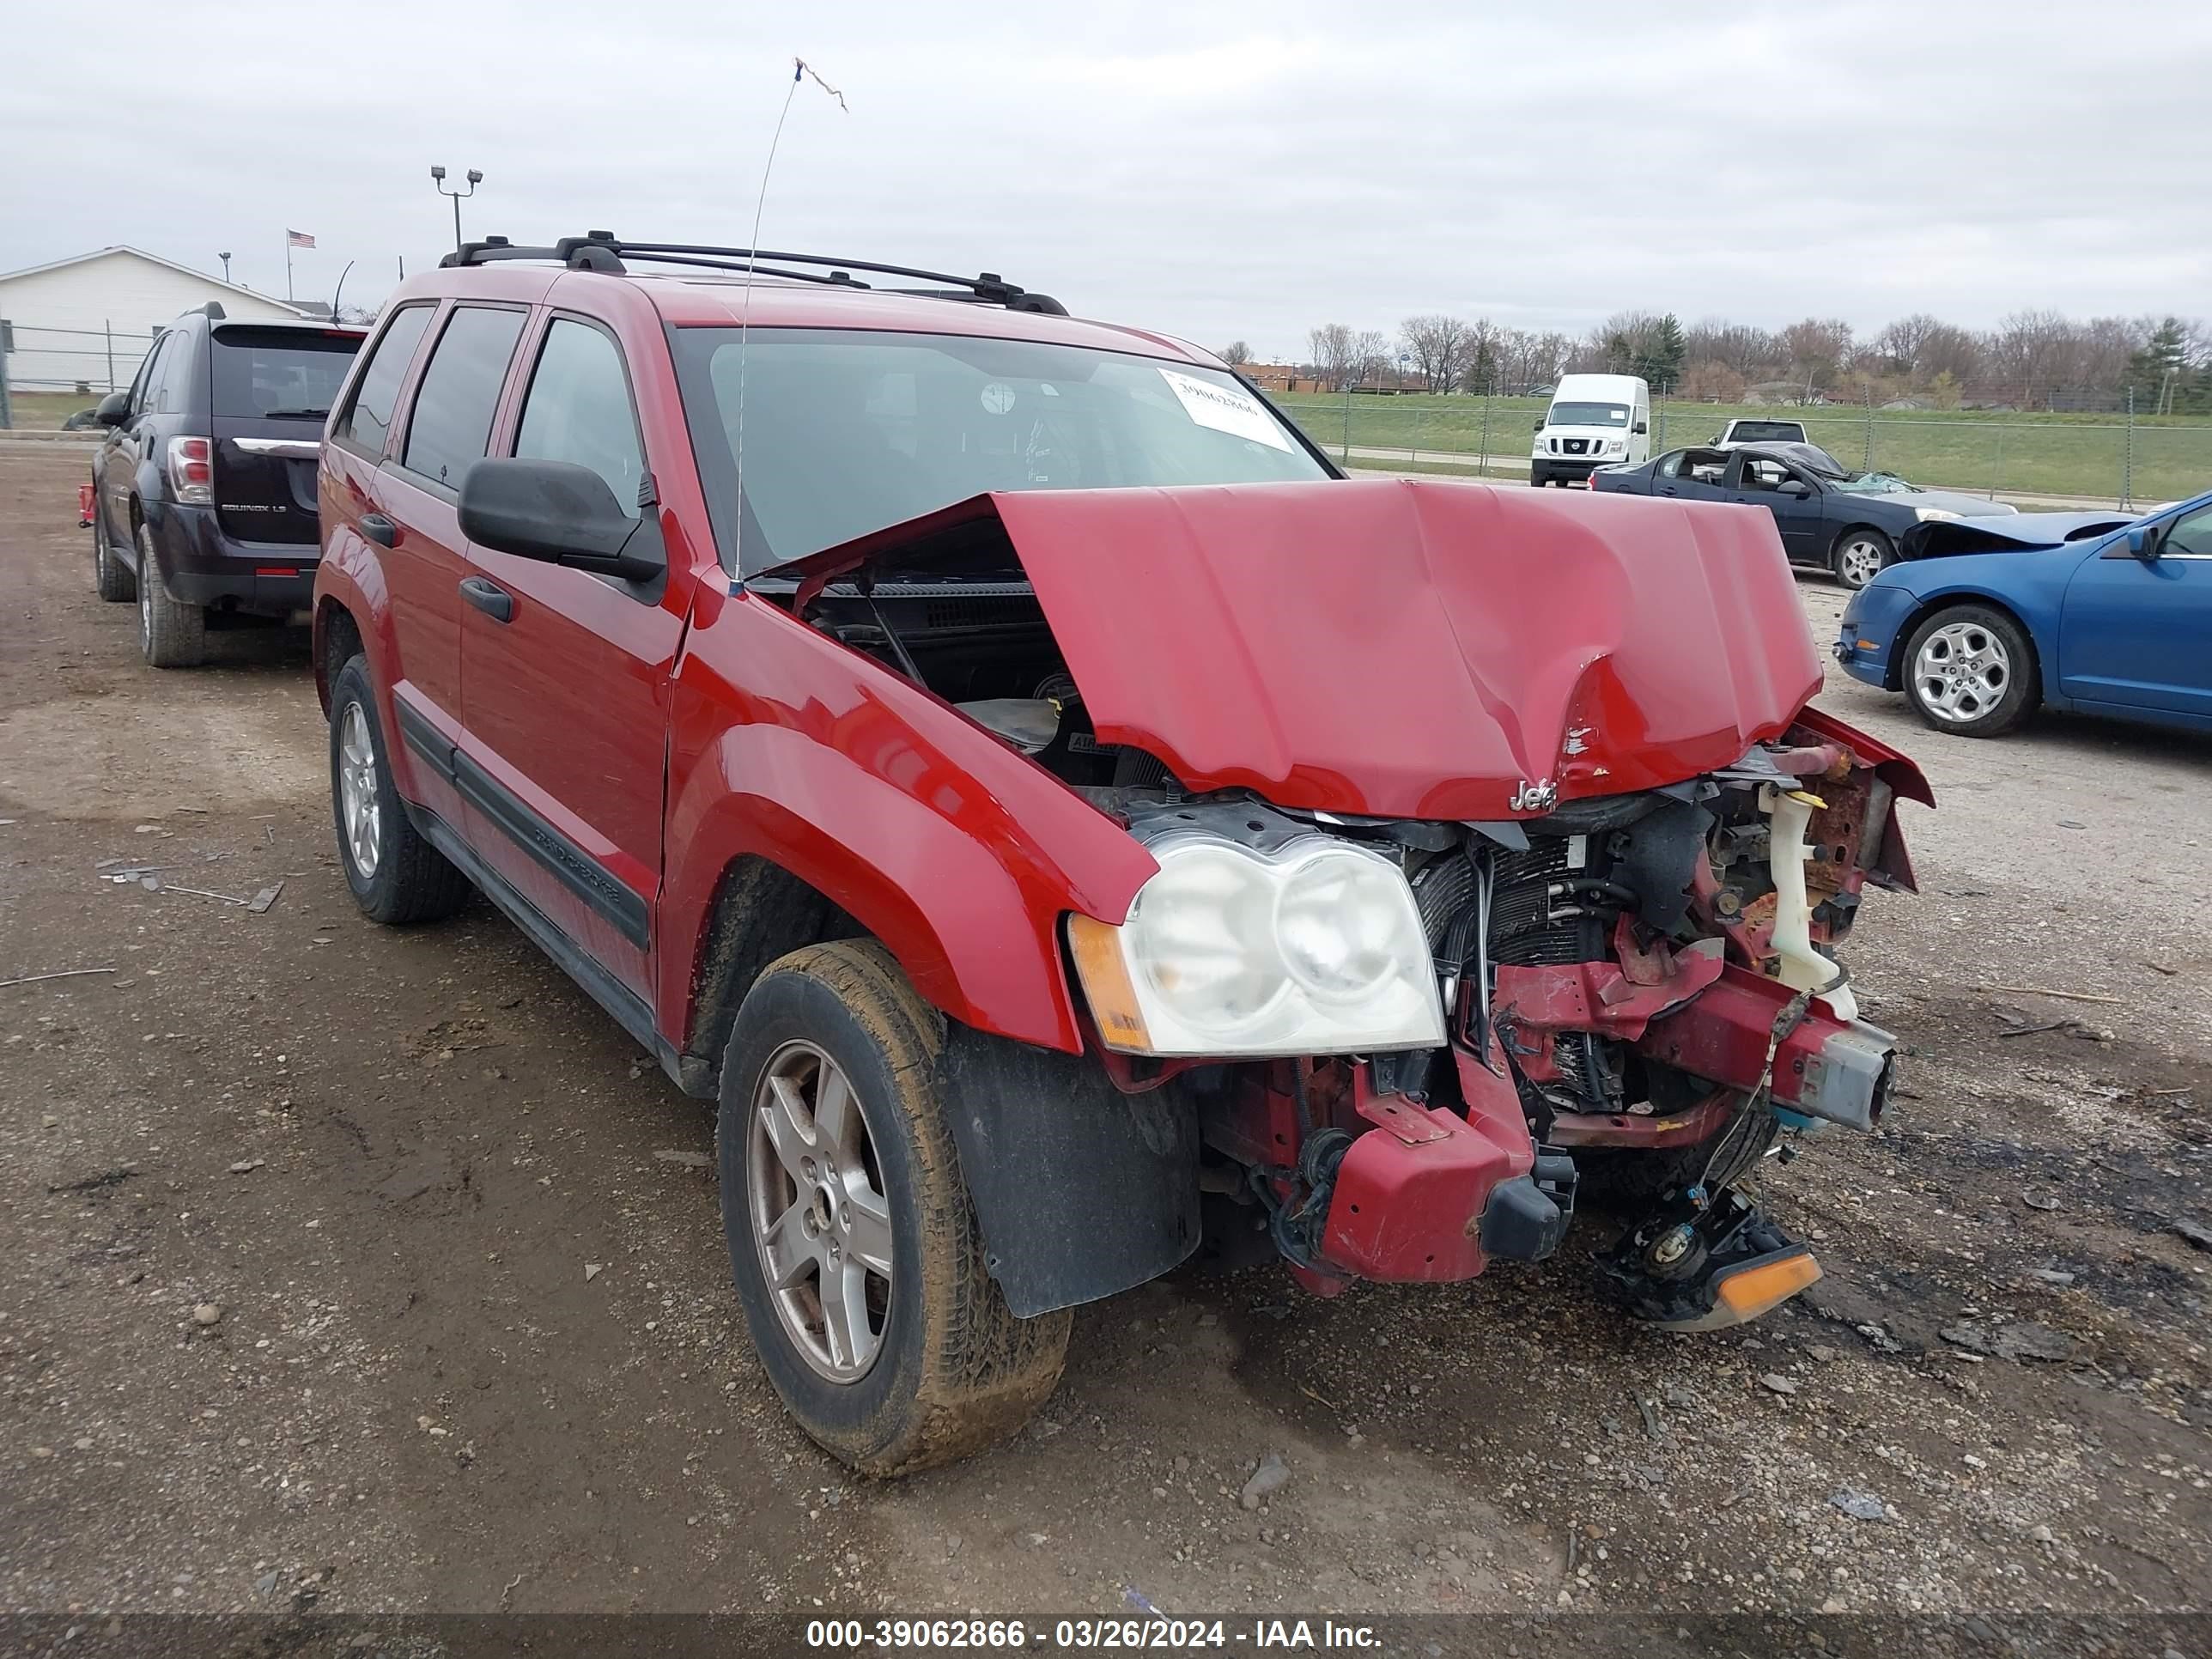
1066, 914, 1152, 1054
1714, 1250, 1822, 1324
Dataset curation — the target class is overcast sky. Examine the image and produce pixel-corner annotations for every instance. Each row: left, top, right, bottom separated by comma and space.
6, 1, 2208, 360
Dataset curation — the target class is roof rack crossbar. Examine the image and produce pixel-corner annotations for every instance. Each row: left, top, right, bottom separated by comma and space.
440, 234, 1066, 313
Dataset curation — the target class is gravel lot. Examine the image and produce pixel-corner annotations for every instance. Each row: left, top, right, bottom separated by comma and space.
3, 445, 2208, 1640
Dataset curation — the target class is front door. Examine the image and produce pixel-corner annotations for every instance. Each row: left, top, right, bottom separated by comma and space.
1728, 452, 1823, 562
456, 313, 688, 1012
2058, 503, 2212, 721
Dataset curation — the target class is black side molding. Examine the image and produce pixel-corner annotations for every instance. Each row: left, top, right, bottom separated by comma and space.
450, 753, 649, 950
392, 695, 649, 951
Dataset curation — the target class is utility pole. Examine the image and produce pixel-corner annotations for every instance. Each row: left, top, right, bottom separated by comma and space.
219, 252, 232, 283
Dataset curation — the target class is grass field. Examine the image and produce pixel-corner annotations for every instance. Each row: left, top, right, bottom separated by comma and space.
10, 383, 2205, 507
1276, 392, 2212, 506
3, 390, 104, 429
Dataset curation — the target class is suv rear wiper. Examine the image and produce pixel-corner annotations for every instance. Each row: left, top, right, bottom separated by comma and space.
256, 408, 330, 419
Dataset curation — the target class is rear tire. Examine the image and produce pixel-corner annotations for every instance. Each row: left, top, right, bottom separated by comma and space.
136, 522, 206, 667
94, 501, 135, 602
719, 940, 1071, 1475
328, 654, 473, 923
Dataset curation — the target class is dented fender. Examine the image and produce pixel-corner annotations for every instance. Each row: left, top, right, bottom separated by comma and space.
659, 582, 1158, 1054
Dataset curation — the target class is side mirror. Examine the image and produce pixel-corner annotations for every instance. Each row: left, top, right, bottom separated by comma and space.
94, 392, 131, 428
457, 459, 665, 583
2126, 526, 2159, 562
1776, 480, 1811, 498
1632, 421, 1648, 435
1532, 418, 1546, 433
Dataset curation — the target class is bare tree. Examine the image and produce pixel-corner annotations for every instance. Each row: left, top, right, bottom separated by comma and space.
1457, 318, 1505, 392
1780, 318, 1854, 395
1685, 319, 1784, 379
1218, 340, 1253, 366
1352, 330, 1392, 386
1307, 324, 1358, 391
1871, 313, 1942, 375
1400, 314, 1476, 392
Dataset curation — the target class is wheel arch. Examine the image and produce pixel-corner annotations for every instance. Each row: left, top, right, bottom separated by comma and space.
1827, 520, 1897, 570
1887, 590, 2045, 696
313, 598, 365, 715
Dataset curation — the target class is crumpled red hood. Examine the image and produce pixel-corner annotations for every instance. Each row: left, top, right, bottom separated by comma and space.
780, 479, 1825, 820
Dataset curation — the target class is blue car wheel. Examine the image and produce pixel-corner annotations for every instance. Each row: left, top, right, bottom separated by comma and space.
1900, 604, 2038, 738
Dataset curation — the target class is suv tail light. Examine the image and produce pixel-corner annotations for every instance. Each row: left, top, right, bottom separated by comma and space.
166, 437, 213, 506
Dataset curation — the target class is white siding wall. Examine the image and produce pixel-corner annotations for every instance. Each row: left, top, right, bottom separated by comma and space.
1, 252, 302, 398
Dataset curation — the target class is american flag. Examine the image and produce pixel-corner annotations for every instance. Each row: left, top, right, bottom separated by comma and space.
287, 229, 315, 249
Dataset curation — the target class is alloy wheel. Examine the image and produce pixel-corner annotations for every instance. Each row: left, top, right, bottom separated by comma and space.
747, 1039, 895, 1382
1836, 537, 1887, 588
1911, 621, 2011, 725
337, 702, 383, 878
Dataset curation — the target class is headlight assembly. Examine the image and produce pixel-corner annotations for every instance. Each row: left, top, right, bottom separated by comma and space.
1067, 833, 1445, 1057
1913, 507, 1963, 522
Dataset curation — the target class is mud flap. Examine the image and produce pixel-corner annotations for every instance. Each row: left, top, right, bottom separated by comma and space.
934, 1023, 1201, 1317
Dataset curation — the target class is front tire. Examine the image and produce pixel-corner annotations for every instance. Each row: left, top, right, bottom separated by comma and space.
1900, 605, 2038, 738
1830, 527, 1894, 591
720, 940, 1071, 1475
327, 654, 473, 922
94, 501, 135, 602
136, 522, 206, 667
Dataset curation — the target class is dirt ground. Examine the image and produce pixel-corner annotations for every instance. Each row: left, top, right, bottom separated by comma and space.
3, 444, 2209, 1637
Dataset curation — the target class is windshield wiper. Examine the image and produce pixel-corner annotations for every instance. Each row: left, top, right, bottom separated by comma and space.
257, 407, 330, 419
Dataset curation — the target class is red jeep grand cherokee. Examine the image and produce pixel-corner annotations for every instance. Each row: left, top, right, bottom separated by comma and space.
312, 234, 1930, 1474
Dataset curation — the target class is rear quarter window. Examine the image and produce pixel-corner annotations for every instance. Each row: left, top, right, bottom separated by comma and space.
211, 329, 362, 420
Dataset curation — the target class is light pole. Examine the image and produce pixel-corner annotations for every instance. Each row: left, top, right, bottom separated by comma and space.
219, 252, 232, 283
430, 166, 483, 257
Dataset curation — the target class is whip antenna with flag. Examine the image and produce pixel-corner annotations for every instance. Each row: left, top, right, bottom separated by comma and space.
732, 58, 848, 574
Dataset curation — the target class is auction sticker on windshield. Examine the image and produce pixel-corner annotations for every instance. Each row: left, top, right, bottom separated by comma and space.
1158, 368, 1293, 452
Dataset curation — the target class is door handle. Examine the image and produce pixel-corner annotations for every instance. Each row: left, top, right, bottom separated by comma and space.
459, 575, 514, 623
360, 513, 398, 548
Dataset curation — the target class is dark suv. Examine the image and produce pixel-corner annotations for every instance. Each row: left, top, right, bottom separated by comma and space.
88, 304, 364, 665
312, 234, 1928, 1475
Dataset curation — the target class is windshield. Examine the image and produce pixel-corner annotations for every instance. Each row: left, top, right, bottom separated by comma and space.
672, 327, 1328, 570
1547, 401, 1630, 428
1830, 471, 1917, 495
210, 329, 360, 418
1728, 421, 1802, 441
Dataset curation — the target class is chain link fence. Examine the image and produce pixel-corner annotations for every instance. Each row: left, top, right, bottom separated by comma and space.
0, 320, 161, 428
1275, 391, 2212, 510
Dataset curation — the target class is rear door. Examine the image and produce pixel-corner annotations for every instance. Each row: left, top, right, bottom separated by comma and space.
2058, 503, 2212, 720
208, 325, 362, 556
1651, 448, 1728, 502
456, 311, 688, 1009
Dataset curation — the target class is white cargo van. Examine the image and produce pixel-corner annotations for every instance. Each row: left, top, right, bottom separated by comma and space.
1530, 374, 1650, 486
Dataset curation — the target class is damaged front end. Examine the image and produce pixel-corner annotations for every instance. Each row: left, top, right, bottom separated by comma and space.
764, 479, 1931, 1332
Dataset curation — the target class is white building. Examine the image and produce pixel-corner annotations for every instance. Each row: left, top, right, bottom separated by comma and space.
0, 246, 310, 398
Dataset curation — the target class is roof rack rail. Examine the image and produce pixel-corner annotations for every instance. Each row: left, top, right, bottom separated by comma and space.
440, 232, 1067, 314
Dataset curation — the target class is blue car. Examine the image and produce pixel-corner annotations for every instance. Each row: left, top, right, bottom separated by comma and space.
1835, 491, 2212, 738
